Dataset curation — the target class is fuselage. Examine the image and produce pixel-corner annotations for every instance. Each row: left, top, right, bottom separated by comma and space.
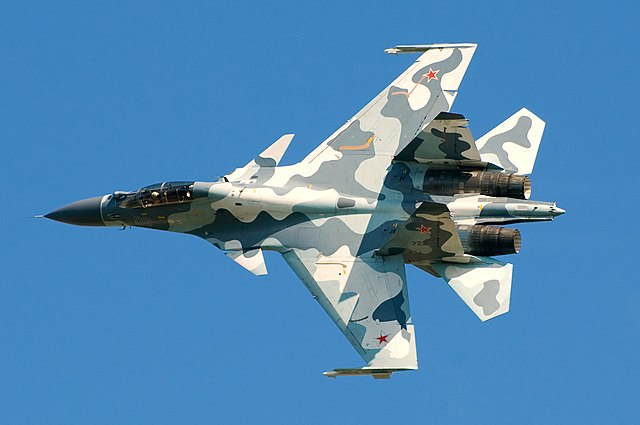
46, 164, 564, 258
43, 43, 567, 376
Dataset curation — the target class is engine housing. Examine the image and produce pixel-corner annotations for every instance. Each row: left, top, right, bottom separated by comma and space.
457, 225, 521, 256
422, 170, 531, 199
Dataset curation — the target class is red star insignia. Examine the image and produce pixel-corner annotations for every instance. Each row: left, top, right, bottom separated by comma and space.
375, 334, 389, 345
425, 68, 439, 81
419, 224, 431, 234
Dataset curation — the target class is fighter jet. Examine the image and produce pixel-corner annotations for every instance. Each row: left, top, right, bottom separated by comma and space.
46, 44, 564, 379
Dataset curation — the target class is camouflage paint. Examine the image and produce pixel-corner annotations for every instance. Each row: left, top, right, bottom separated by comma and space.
46, 44, 564, 378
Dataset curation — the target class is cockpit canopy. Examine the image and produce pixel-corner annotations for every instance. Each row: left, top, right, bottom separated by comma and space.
115, 181, 195, 209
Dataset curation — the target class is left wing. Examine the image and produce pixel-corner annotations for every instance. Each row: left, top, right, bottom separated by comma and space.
282, 248, 417, 378
298, 44, 476, 197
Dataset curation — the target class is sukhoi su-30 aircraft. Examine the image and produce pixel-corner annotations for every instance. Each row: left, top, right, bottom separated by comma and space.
46, 44, 564, 379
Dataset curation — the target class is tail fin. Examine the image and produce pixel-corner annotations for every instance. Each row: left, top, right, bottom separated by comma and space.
475, 108, 545, 174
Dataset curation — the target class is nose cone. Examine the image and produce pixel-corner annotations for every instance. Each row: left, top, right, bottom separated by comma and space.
45, 196, 105, 226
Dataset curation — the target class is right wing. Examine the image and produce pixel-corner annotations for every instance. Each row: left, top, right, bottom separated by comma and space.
282, 248, 418, 376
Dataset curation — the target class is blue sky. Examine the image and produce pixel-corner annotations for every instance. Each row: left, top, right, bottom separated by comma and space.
2, 1, 639, 423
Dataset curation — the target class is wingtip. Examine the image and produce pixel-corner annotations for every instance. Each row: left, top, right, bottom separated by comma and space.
322, 368, 412, 379
385, 43, 478, 55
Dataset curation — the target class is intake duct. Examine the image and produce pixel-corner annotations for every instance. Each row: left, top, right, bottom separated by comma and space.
458, 225, 521, 256
423, 171, 531, 200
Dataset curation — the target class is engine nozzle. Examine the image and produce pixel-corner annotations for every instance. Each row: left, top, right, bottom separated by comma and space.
423, 171, 531, 200
458, 225, 521, 256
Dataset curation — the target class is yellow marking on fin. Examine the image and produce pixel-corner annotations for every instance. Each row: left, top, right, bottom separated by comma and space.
390, 73, 428, 98
338, 135, 376, 151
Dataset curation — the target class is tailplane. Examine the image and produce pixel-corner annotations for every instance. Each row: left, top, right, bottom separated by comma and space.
432, 256, 512, 321
475, 108, 545, 174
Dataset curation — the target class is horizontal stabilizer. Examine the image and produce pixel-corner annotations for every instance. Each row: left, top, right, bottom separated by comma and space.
225, 248, 268, 276
476, 108, 545, 174
432, 257, 512, 321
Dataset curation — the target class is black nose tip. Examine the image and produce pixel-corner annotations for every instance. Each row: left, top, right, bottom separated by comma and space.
45, 196, 105, 226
